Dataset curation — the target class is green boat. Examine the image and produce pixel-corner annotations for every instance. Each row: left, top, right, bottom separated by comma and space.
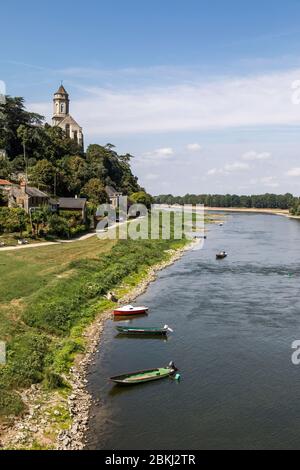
116, 324, 173, 336
110, 362, 178, 385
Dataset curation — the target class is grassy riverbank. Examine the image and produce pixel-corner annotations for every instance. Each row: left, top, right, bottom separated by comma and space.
0, 213, 197, 448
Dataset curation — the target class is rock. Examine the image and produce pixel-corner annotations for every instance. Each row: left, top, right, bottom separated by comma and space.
29, 425, 38, 433
63, 437, 70, 447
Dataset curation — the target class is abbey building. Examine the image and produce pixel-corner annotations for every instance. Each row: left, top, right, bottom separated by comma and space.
52, 85, 84, 148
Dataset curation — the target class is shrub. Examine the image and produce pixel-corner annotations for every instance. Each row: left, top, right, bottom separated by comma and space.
0, 388, 25, 416
43, 369, 66, 389
3, 332, 49, 388
48, 214, 70, 238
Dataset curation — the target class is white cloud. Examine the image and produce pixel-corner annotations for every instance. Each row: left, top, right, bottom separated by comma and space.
141, 147, 174, 162
207, 168, 218, 175
241, 151, 272, 161
29, 67, 300, 136
154, 147, 174, 156
207, 161, 250, 176
260, 176, 279, 187
186, 143, 202, 152
224, 161, 250, 172
286, 167, 300, 177
144, 173, 158, 180
249, 176, 279, 187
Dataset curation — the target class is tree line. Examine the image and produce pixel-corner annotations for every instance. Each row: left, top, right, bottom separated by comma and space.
154, 193, 297, 211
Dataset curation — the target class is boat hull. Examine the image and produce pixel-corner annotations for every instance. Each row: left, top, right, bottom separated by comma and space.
116, 326, 167, 335
113, 308, 148, 316
110, 367, 174, 385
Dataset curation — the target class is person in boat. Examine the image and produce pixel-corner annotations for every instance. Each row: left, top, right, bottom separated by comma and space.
168, 361, 178, 374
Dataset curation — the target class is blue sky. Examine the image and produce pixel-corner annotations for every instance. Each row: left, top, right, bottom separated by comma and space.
2, 0, 300, 195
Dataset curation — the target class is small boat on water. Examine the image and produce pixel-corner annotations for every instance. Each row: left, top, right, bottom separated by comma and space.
110, 362, 178, 385
116, 324, 173, 336
113, 305, 149, 316
219, 223, 224, 226
216, 251, 227, 259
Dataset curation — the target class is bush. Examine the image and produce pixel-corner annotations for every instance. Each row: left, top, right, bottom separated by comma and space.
48, 214, 70, 238
3, 332, 49, 388
43, 369, 66, 389
0, 207, 28, 234
0, 388, 25, 416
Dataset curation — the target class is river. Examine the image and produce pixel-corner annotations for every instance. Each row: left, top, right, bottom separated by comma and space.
86, 213, 300, 450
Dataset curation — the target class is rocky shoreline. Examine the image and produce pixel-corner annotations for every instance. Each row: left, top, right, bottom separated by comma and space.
1, 239, 196, 450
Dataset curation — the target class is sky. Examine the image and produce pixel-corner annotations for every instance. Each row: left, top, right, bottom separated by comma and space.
2, 0, 300, 195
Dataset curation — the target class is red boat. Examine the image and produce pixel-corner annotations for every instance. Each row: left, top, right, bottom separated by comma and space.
113, 305, 149, 316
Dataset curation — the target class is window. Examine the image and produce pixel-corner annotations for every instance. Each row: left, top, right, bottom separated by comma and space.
65, 124, 70, 137
61, 103, 64, 113
73, 130, 78, 141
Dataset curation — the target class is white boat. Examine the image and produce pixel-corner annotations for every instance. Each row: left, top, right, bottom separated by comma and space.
113, 305, 149, 316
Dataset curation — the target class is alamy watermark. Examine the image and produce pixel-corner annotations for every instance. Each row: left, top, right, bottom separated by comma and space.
96, 199, 205, 250
291, 80, 300, 104
291, 340, 300, 365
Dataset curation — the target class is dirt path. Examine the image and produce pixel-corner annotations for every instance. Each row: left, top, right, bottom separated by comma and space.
0, 232, 97, 252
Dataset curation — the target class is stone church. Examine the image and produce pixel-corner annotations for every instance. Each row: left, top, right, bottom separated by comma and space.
52, 85, 84, 148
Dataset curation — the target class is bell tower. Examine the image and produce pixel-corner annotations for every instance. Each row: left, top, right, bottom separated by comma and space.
51, 84, 84, 149
52, 84, 70, 126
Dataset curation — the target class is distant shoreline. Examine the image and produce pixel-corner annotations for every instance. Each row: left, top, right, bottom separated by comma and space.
205, 207, 290, 216
159, 204, 299, 219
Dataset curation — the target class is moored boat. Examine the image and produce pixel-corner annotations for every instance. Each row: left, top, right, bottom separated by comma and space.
110, 362, 178, 385
116, 324, 173, 336
216, 251, 227, 259
113, 305, 149, 316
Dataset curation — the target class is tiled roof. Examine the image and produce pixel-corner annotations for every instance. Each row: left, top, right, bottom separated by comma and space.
57, 197, 87, 210
10, 186, 49, 198
55, 85, 68, 95
105, 185, 122, 197
26, 187, 49, 198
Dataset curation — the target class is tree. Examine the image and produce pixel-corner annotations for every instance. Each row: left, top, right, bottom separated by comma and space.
59, 155, 88, 195
0, 208, 28, 235
0, 96, 44, 158
29, 160, 55, 191
81, 178, 108, 205
129, 191, 153, 209
0, 189, 7, 207
48, 214, 70, 238
30, 206, 51, 237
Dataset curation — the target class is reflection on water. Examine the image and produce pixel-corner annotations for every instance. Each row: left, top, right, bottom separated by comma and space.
113, 314, 148, 322
86, 214, 300, 450
115, 334, 168, 341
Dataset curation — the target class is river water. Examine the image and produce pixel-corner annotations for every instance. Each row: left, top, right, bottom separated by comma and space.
86, 213, 300, 450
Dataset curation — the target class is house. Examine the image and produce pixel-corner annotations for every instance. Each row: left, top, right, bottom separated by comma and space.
9, 181, 49, 213
50, 197, 87, 222
105, 185, 122, 209
0, 179, 13, 192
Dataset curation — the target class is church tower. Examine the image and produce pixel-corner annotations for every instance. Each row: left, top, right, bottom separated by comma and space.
52, 85, 70, 125
52, 84, 84, 149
